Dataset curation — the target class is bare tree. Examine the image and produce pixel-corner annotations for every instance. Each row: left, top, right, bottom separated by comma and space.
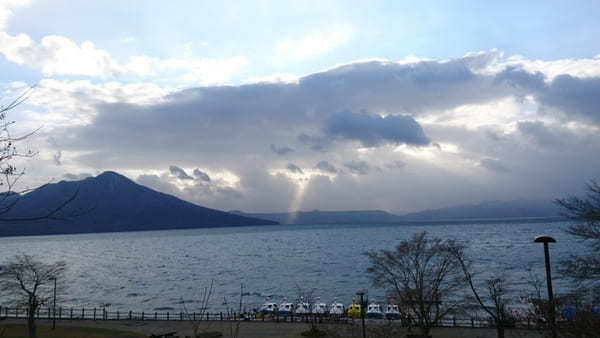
365, 231, 465, 337
449, 246, 517, 338
555, 180, 600, 290
552, 181, 600, 337
0, 87, 79, 222
0, 254, 66, 338
182, 279, 218, 338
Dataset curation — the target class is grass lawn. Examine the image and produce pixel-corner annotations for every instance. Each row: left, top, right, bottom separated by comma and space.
0, 323, 146, 338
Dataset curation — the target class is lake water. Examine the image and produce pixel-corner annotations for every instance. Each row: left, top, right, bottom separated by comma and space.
0, 221, 583, 312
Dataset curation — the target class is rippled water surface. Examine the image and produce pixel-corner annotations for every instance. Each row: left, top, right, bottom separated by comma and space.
0, 221, 582, 312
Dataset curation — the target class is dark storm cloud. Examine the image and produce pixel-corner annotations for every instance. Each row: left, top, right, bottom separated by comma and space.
315, 160, 337, 173
193, 169, 211, 182
538, 75, 600, 123
494, 66, 545, 91
287, 163, 304, 174
323, 110, 430, 147
169, 165, 194, 180
344, 161, 370, 175
494, 67, 600, 124
270, 144, 294, 155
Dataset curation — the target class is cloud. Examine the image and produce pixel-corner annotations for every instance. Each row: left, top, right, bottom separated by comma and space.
323, 110, 430, 147
492, 67, 600, 124
169, 165, 194, 180
270, 144, 294, 155
315, 161, 337, 173
538, 75, 600, 123
23, 52, 600, 214
0, 31, 246, 84
53, 150, 62, 166
193, 169, 211, 182
63, 172, 92, 181
286, 163, 304, 174
344, 161, 369, 175
478, 158, 509, 173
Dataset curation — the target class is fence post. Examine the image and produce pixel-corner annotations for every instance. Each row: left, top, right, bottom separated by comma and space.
155, 312, 157, 321
59, 307, 62, 320
167, 312, 169, 321
70, 308, 73, 319
453, 316, 456, 327
471, 317, 474, 327
179, 312, 183, 321
206, 312, 209, 321
82, 308, 85, 319
48, 307, 51, 320
129, 311, 132, 320
142, 312, 144, 321
117, 310, 119, 320
220, 312, 223, 321
93, 308, 96, 320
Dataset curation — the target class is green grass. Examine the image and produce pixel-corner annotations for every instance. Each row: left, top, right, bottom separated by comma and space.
0, 324, 146, 338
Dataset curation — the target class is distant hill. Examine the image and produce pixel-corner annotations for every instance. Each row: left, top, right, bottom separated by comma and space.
0, 171, 277, 236
401, 199, 562, 221
232, 200, 563, 225
230, 209, 404, 225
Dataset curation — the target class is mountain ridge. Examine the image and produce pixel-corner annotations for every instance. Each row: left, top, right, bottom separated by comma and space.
232, 199, 562, 225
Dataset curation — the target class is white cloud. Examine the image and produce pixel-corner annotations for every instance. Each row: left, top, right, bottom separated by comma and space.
0, 31, 247, 84
276, 25, 351, 59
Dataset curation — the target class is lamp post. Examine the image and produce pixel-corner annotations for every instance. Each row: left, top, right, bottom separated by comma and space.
534, 235, 556, 338
52, 277, 57, 330
356, 290, 366, 338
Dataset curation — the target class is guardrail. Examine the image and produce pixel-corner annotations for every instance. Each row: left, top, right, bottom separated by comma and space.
0, 306, 541, 329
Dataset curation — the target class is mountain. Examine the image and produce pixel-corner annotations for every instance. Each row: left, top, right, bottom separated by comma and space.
0, 171, 277, 236
230, 209, 404, 225
400, 199, 562, 221
232, 200, 562, 225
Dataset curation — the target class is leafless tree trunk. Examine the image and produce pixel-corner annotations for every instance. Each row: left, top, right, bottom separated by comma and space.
365, 231, 466, 337
0, 254, 66, 338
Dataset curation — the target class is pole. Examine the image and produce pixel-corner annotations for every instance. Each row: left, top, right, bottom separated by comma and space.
535, 235, 557, 338
360, 294, 366, 338
52, 277, 57, 329
543, 242, 557, 338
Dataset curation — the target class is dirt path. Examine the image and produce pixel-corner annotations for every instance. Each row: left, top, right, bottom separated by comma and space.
2, 319, 543, 338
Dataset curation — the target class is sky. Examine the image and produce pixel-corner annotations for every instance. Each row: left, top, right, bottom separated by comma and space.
1, 0, 600, 214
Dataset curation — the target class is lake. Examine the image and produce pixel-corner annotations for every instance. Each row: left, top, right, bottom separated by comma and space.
0, 220, 582, 312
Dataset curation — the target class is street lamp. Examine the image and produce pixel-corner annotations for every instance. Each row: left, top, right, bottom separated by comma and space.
356, 290, 366, 338
534, 235, 556, 338
52, 276, 57, 330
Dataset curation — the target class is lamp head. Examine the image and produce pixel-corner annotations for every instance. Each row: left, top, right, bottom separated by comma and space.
534, 235, 556, 243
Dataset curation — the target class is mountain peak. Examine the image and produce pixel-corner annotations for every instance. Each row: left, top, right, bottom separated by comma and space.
0, 171, 278, 236
96, 171, 129, 180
